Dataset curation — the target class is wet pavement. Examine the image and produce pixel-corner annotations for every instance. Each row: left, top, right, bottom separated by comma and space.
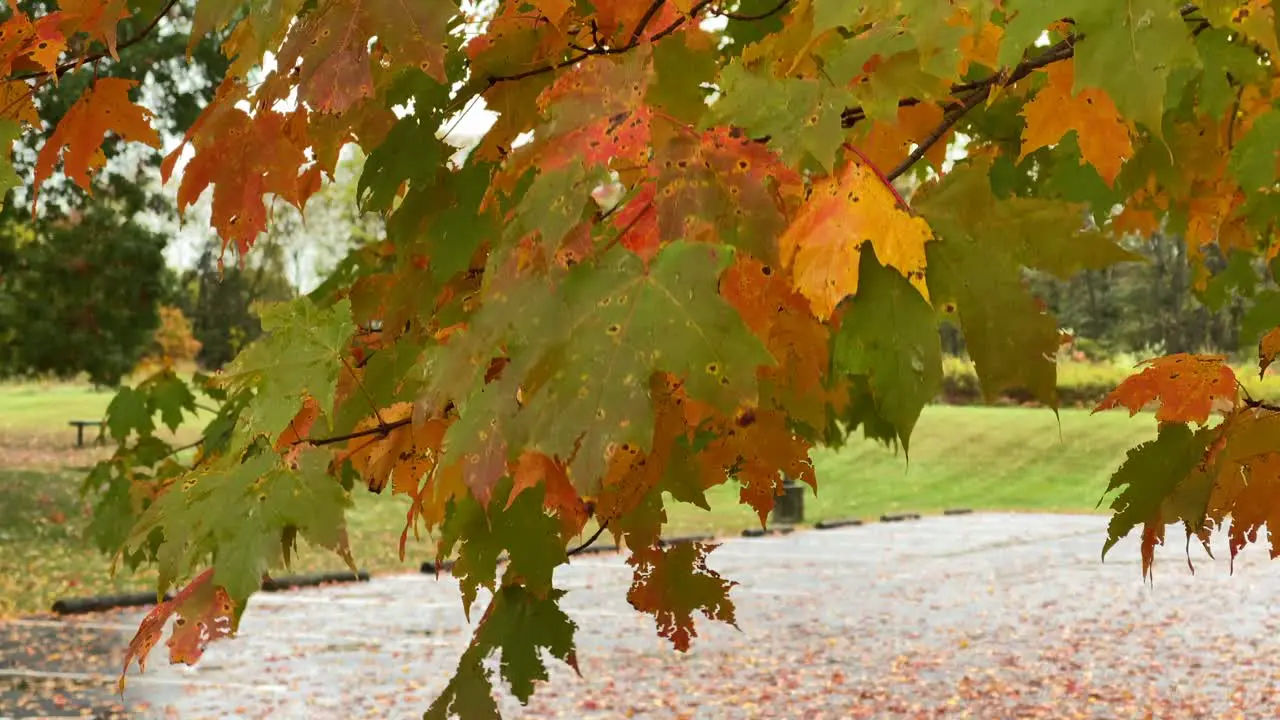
3, 513, 1279, 718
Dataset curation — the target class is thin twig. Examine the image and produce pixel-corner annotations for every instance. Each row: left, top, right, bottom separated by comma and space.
567, 523, 610, 556
712, 0, 792, 21
628, 0, 668, 47
340, 355, 386, 427
886, 83, 991, 181
296, 417, 412, 447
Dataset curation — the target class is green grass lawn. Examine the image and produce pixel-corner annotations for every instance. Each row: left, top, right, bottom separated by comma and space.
0, 398, 1158, 617
664, 404, 1156, 535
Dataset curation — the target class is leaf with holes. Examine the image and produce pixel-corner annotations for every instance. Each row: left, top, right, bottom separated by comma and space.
33, 77, 159, 210
1094, 353, 1240, 425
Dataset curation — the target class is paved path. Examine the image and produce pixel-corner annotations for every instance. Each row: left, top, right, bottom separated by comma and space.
3, 513, 1280, 718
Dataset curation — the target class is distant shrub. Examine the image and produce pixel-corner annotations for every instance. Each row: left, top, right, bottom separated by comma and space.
938, 355, 1280, 408
146, 306, 202, 365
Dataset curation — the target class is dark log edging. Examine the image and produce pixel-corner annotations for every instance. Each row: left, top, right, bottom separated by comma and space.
52, 570, 370, 615
741, 526, 796, 538
815, 518, 864, 530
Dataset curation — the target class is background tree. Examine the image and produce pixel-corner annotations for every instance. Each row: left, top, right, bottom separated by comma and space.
5, 1, 1280, 718
0, 0, 230, 384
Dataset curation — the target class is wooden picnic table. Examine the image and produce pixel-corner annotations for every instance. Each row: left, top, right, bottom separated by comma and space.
68, 419, 104, 448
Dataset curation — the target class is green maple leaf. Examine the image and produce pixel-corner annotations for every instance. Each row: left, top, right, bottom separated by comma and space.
511, 242, 774, 491
820, 23, 916, 88
357, 73, 452, 212
0, 120, 21, 203
144, 370, 198, 434
1072, 0, 1200, 137
1196, 28, 1267, 121
128, 448, 353, 604
424, 654, 501, 720
997, 0, 1091, 68
915, 157, 1139, 407
832, 248, 942, 453
1200, 251, 1259, 310
106, 386, 154, 441
1099, 423, 1216, 559
708, 61, 851, 172
506, 160, 610, 252
649, 31, 717, 122
824, 375, 900, 451
437, 479, 566, 617
1242, 289, 1280, 346
222, 297, 355, 438
474, 585, 578, 703
386, 160, 498, 283
1230, 106, 1280, 197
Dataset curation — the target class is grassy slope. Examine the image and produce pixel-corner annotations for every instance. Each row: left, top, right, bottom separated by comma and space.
664, 404, 1156, 535
0, 382, 1158, 616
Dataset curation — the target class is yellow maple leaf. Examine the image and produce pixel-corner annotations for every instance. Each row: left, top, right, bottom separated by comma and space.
779, 156, 933, 319
1019, 62, 1133, 186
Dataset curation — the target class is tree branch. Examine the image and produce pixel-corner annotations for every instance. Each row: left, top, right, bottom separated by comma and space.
484, 0, 719, 87
567, 523, 610, 556
712, 0, 792, 21
11, 0, 182, 81
296, 417, 412, 448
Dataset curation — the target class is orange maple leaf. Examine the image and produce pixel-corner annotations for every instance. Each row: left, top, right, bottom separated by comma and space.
696, 407, 815, 527
1261, 327, 1280, 377
119, 569, 236, 693
32, 77, 160, 211
274, 395, 321, 465
626, 542, 738, 652
1093, 353, 1239, 425
857, 103, 947, 172
164, 84, 315, 255
58, 0, 131, 59
779, 155, 933, 319
510, 451, 590, 539
1019, 62, 1133, 186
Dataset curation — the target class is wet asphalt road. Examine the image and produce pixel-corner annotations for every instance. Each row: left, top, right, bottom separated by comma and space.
3, 513, 1279, 719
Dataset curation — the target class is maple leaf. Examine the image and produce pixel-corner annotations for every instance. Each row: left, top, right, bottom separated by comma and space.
437, 477, 567, 617
57, 0, 131, 59
163, 83, 316, 255
832, 247, 943, 452
119, 569, 236, 692
426, 583, 578, 718
1260, 327, 1280, 377
32, 77, 160, 211
1019, 62, 1133, 186
509, 451, 590, 540
1070, 0, 1198, 138
696, 406, 815, 527
779, 154, 934, 319
915, 157, 1138, 407
626, 542, 738, 652
508, 241, 775, 493
709, 60, 852, 171
1100, 424, 1218, 578
652, 128, 803, 263
855, 102, 948, 173
222, 297, 355, 439
1094, 354, 1240, 426
273, 0, 454, 113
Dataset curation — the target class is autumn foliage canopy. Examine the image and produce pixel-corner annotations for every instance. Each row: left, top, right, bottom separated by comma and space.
8, 0, 1276, 715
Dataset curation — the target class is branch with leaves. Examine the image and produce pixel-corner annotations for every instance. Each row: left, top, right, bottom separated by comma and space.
20, 0, 1280, 717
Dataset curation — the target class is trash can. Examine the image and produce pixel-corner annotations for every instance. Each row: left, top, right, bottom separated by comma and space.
771, 476, 804, 525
